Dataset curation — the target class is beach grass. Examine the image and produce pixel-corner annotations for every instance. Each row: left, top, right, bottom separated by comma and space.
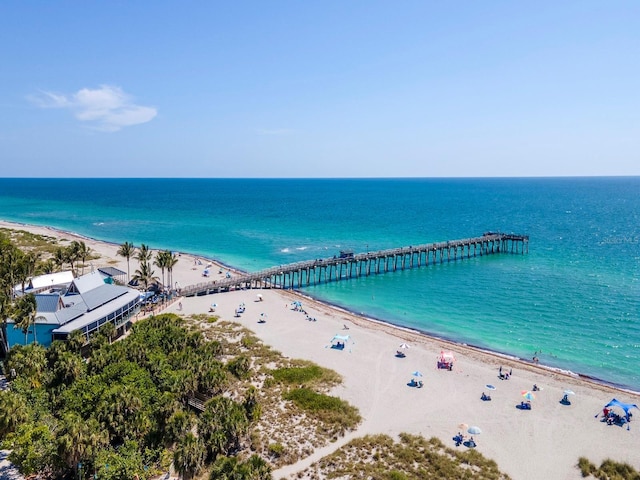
298, 433, 511, 480
0, 227, 59, 250
578, 457, 640, 479
271, 364, 341, 386
284, 387, 361, 432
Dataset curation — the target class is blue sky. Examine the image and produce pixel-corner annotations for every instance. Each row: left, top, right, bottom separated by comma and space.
1, 1, 638, 177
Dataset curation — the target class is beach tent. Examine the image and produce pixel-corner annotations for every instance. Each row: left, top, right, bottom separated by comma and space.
604, 399, 638, 420
330, 334, 350, 344
328, 334, 352, 351
437, 351, 456, 369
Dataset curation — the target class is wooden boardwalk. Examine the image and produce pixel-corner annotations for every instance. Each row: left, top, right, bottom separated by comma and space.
181, 232, 528, 297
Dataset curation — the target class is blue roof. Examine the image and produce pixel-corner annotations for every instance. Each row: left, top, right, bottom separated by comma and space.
35, 294, 61, 312
72, 284, 129, 311
98, 266, 127, 277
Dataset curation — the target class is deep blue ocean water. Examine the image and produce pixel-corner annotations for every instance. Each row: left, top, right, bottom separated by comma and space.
0, 177, 638, 390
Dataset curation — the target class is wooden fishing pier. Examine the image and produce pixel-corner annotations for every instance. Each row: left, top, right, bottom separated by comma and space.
180, 232, 528, 297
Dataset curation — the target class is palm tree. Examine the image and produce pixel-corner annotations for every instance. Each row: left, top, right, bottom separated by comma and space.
74, 241, 92, 275
53, 247, 67, 272
0, 390, 29, 436
245, 454, 272, 479
0, 246, 28, 352
174, 433, 206, 480
18, 251, 41, 293
37, 258, 56, 274
66, 329, 87, 353
4, 343, 47, 388
117, 241, 136, 282
209, 455, 272, 480
154, 250, 171, 289
99, 321, 116, 344
1, 242, 24, 299
136, 244, 153, 266
167, 252, 179, 291
132, 262, 158, 291
12, 293, 38, 345
57, 414, 107, 477
67, 242, 81, 275
199, 397, 250, 458
53, 350, 86, 385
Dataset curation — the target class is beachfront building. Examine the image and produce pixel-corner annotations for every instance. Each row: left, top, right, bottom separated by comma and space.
14, 270, 75, 295
4, 270, 141, 349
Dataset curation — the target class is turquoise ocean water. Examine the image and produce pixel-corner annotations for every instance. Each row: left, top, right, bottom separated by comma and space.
0, 178, 638, 391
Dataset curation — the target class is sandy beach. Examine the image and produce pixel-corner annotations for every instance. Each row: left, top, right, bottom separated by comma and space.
2, 219, 639, 480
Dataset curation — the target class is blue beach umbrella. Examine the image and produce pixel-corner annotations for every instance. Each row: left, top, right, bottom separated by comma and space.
412, 371, 423, 377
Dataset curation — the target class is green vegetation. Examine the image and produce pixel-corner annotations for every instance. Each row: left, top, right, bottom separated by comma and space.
0, 228, 99, 281
0, 306, 366, 479
302, 433, 511, 480
578, 456, 640, 479
0, 314, 262, 479
284, 388, 361, 433
271, 364, 329, 384
0, 228, 60, 254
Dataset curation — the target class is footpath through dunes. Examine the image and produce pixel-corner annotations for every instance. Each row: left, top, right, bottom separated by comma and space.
181, 232, 529, 296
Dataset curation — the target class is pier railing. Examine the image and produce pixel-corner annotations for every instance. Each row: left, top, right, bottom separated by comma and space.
181, 232, 528, 297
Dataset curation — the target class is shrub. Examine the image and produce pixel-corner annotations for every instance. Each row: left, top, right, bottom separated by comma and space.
272, 365, 325, 384
268, 443, 284, 457
284, 387, 361, 430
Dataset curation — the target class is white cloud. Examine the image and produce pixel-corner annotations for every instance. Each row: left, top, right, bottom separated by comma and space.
29, 85, 157, 132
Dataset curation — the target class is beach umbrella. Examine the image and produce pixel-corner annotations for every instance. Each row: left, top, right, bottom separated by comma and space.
564, 389, 575, 396
458, 423, 469, 431
467, 426, 482, 435
411, 371, 423, 377
521, 390, 536, 401
211, 303, 217, 308
485, 384, 497, 391
399, 343, 410, 349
